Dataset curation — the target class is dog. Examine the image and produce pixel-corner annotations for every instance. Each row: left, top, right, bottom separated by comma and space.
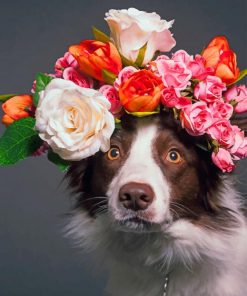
66, 111, 247, 296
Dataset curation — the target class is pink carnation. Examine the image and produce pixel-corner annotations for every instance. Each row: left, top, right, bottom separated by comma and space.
161, 87, 191, 109
99, 85, 122, 116
224, 85, 247, 114
63, 67, 93, 88
155, 54, 192, 90
180, 101, 213, 136
208, 101, 233, 120
194, 75, 226, 103
114, 66, 138, 90
207, 119, 235, 148
212, 148, 235, 173
55, 52, 78, 77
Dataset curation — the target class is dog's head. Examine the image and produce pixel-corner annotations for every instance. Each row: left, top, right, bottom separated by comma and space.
67, 111, 241, 233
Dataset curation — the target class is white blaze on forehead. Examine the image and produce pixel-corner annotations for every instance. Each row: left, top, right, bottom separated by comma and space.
107, 122, 171, 223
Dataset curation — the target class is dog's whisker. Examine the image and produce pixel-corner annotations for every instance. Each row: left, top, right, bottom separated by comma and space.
170, 202, 199, 218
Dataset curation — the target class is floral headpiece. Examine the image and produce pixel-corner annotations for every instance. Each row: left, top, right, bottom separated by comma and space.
0, 8, 246, 173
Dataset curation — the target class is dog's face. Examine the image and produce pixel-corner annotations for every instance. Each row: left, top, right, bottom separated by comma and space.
68, 113, 236, 235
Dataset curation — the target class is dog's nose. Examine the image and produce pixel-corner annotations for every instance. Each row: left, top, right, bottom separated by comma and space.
119, 182, 154, 211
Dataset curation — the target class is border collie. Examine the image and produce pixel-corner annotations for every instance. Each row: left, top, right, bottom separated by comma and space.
66, 112, 247, 296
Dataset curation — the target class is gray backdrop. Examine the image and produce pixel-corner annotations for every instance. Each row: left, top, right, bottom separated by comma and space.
0, 0, 246, 295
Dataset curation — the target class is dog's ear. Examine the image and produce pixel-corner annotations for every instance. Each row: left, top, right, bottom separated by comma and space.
231, 116, 247, 134
65, 158, 92, 194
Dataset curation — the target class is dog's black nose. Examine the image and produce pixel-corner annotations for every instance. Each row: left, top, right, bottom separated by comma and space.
119, 182, 154, 211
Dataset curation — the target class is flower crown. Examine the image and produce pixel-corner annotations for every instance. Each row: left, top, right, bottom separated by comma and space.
0, 8, 246, 173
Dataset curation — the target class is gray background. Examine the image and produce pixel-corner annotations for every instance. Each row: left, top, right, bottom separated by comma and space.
0, 0, 246, 295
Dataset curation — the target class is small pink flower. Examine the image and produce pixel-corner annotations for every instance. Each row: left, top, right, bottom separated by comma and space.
155, 55, 192, 90
32, 142, 49, 157
180, 101, 213, 136
233, 138, 247, 159
114, 66, 138, 90
224, 85, 247, 114
172, 50, 193, 65
194, 75, 226, 103
55, 52, 78, 77
211, 148, 235, 173
207, 119, 235, 148
161, 87, 191, 109
230, 128, 247, 159
208, 101, 233, 120
99, 85, 122, 115
63, 67, 93, 88
188, 55, 214, 80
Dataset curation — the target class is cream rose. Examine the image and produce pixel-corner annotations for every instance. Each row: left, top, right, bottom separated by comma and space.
35, 78, 115, 160
105, 8, 176, 66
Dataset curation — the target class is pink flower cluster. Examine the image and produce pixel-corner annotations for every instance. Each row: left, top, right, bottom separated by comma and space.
32, 48, 246, 173
151, 50, 247, 173
93, 49, 246, 172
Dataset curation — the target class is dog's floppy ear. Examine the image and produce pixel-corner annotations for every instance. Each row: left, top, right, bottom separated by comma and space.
231, 116, 247, 134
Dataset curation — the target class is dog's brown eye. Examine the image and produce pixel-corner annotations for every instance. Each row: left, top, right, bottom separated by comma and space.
166, 150, 182, 164
107, 147, 120, 160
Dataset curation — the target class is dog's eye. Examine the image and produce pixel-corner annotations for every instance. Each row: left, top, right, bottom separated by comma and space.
166, 149, 182, 164
107, 147, 121, 160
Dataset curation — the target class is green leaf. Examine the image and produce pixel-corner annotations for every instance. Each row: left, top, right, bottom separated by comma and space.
92, 26, 110, 43
102, 69, 117, 85
228, 68, 247, 86
33, 73, 53, 107
0, 94, 18, 103
125, 110, 160, 117
120, 54, 139, 69
47, 150, 70, 172
0, 117, 43, 166
135, 43, 147, 67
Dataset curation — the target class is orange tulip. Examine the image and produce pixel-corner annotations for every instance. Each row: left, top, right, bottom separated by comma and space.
69, 40, 122, 81
202, 36, 240, 84
119, 70, 164, 112
2, 95, 33, 126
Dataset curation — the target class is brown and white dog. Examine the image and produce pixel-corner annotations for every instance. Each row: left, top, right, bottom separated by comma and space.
66, 111, 247, 296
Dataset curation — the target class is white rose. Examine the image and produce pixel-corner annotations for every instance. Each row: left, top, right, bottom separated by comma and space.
105, 8, 176, 66
35, 78, 115, 161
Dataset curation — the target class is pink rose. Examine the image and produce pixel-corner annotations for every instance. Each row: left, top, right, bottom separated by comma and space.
233, 138, 247, 159
194, 75, 226, 103
208, 101, 233, 120
188, 55, 214, 80
207, 119, 235, 148
230, 128, 247, 159
180, 101, 213, 136
161, 87, 191, 109
224, 85, 247, 114
55, 52, 78, 77
172, 50, 193, 65
63, 67, 93, 88
155, 55, 192, 90
211, 148, 235, 173
114, 66, 138, 90
99, 85, 122, 115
